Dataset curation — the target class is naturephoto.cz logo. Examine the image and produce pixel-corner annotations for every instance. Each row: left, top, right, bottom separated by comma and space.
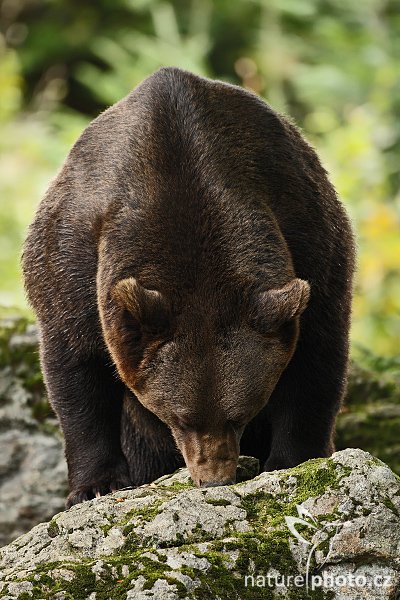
243, 505, 393, 592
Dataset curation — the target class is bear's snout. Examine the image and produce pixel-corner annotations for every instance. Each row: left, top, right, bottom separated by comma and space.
189, 456, 238, 488
173, 427, 240, 488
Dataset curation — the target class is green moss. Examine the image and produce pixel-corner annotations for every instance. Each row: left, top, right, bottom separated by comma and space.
3, 551, 191, 600
188, 529, 337, 599
48, 563, 96, 598
1, 546, 334, 600
47, 519, 60, 538
99, 497, 166, 538
190, 534, 333, 599
116, 498, 169, 552
382, 496, 399, 517
192, 547, 273, 600
159, 480, 194, 491
251, 530, 296, 574
1, 469, 348, 600
140, 556, 187, 597
240, 457, 350, 539
283, 458, 351, 500
137, 501, 165, 522
286, 588, 335, 599
222, 456, 352, 594
205, 498, 231, 506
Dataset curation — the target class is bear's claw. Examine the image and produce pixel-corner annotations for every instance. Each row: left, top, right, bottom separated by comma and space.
66, 471, 132, 508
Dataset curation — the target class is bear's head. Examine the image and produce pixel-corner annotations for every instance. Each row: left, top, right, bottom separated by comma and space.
106, 276, 310, 487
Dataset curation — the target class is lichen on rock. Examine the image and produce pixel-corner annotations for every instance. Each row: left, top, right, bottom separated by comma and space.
1, 449, 399, 599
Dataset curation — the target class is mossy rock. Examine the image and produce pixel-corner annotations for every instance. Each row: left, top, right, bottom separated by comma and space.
1, 449, 399, 599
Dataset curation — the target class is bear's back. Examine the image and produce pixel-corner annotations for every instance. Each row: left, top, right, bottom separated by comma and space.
23, 68, 354, 351
58, 67, 290, 212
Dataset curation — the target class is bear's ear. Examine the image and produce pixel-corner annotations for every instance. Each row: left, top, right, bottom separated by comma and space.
113, 277, 170, 336
251, 278, 310, 333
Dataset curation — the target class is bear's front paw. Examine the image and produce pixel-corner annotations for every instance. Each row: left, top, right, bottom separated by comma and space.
66, 462, 132, 508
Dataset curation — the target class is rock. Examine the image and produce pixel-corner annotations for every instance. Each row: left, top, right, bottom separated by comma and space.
0, 448, 399, 599
0, 317, 68, 547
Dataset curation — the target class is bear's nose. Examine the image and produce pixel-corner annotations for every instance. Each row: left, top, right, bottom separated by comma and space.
200, 479, 235, 488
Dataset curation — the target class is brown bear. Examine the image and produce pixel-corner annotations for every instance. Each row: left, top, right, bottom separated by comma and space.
22, 67, 355, 507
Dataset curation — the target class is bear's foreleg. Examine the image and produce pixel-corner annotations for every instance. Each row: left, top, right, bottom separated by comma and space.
40, 340, 131, 507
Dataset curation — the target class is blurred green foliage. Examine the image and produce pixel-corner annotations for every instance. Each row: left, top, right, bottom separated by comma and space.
0, 0, 399, 356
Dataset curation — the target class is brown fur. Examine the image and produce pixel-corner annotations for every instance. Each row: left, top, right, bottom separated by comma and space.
22, 68, 355, 506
